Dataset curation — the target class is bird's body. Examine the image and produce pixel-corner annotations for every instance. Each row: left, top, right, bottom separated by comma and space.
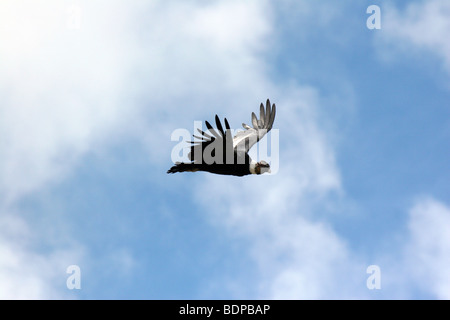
167, 99, 276, 176
167, 151, 253, 176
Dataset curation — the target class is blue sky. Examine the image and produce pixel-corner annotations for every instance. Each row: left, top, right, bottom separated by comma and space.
0, 0, 449, 299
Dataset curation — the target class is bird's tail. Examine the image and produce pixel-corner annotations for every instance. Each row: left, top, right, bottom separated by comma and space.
167, 162, 200, 174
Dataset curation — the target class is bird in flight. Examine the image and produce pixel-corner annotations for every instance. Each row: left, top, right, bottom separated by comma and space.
167, 99, 276, 176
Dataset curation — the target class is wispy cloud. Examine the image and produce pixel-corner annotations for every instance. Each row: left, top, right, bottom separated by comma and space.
404, 197, 450, 299
0, 213, 83, 299
378, 0, 450, 75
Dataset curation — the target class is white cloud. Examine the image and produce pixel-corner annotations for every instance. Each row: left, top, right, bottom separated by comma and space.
404, 197, 450, 299
0, 0, 275, 204
374, 197, 450, 299
0, 1, 139, 203
379, 0, 450, 74
186, 1, 271, 54
0, 214, 83, 299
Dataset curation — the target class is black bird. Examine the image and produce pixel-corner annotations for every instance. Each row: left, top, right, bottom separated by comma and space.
167, 99, 276, 176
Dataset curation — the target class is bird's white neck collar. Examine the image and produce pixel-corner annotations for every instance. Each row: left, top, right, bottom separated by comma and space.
249, 160, 257, 175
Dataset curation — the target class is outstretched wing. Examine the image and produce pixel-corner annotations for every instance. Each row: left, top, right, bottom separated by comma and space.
188, 115, 233, 164
232, 99, 276, 153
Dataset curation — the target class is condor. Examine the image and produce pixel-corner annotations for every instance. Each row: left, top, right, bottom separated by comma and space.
167, 99, 276, 176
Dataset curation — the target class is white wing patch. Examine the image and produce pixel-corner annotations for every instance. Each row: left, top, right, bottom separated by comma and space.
232, 99, 276, 154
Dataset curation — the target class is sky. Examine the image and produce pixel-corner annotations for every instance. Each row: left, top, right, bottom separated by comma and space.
0, 0, 449, 299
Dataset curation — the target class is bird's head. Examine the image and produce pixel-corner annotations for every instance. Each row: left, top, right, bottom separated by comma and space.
251, 160, 271, 175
